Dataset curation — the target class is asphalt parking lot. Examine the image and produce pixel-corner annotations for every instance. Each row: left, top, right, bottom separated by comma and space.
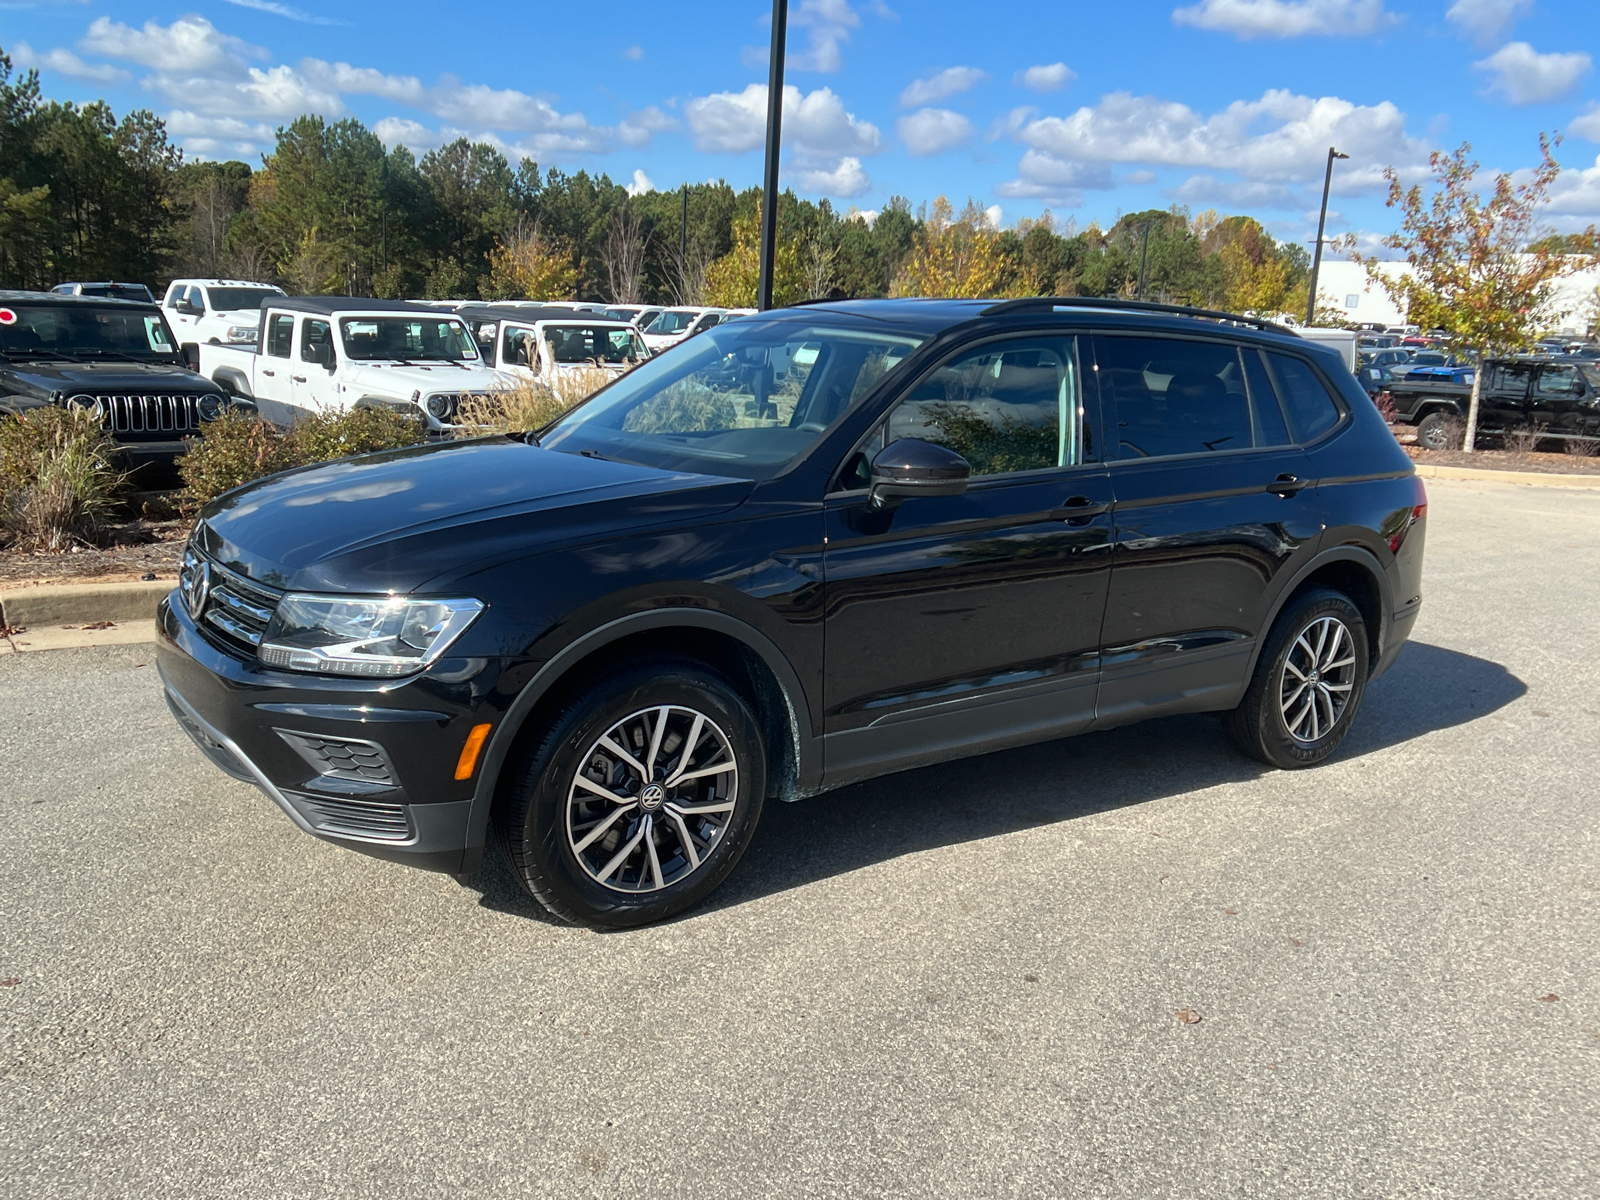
2, 477, 1597, 1199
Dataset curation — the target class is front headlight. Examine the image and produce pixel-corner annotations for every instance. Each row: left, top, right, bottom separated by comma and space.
226, 324, 257, 342
258, 595, 483, 677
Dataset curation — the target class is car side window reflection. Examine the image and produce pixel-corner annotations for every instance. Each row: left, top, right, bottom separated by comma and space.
266, 313, 294, 358
881, 337, 1087, 479
1099, 335, 1275, 459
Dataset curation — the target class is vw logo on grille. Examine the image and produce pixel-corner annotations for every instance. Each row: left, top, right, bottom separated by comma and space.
179, 547, 210, 619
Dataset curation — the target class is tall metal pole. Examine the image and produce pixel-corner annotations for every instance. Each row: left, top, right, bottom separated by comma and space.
1307, 147, 1347, 326
757, 0, 788, 311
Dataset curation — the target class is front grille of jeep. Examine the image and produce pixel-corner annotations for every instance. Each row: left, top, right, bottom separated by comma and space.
71, 393, 205, 439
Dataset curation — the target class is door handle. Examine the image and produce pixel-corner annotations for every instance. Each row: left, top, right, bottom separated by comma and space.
292, 375, 307, 383
1054, 495, 1111, 524
262, 369, 275, 377
1266, 473, 1307, 497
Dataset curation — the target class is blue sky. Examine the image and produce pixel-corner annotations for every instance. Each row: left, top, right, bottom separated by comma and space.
5, 0, 1599, 250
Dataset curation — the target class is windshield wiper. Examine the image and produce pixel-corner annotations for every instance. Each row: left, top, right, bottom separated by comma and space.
3, 347, 86, 362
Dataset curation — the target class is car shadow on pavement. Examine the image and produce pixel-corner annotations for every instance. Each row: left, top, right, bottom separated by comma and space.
704, 640, 1526, 916
462, 641, 1523, 924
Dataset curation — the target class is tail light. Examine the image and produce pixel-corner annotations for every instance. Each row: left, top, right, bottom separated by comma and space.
1389, 478, 1428, 553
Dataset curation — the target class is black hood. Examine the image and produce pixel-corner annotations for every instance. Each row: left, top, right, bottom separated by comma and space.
196, 436, 755, 593
1, 359, 220, 396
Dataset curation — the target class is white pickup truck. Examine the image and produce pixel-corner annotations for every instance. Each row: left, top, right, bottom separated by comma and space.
198, 297, 513, 431
163, 279, 285, 345
455, 303, 651, 396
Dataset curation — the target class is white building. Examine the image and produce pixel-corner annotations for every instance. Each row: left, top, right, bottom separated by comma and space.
1315, 258, 1600, 335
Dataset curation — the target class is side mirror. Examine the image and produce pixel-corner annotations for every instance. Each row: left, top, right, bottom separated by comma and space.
869, 438, 970, 510
180, 342, 201, 372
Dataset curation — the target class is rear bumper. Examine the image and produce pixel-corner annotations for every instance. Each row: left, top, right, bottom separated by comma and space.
155, 594, 506, 874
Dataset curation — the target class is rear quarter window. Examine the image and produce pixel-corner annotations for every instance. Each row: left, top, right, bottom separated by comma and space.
1265, 353, 1342, 443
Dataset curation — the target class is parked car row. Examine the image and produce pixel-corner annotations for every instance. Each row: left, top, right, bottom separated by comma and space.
1388, 355, 1600, 449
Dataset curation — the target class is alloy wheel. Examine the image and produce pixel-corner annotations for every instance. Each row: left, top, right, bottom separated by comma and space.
1279, 616, 1358, 743
565, 705, 738, 893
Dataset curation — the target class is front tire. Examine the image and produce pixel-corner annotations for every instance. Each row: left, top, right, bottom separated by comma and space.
1224, 588, 1369, 769
498, 658, 767, 928
1414, 410, 1458, 451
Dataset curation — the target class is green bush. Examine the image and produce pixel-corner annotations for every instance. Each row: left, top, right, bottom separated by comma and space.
0, 407, 124, 551
180, 407, 427, 508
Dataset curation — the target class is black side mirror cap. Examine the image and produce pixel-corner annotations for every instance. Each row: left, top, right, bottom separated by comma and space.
869, 438, 971, 509
180, 343, 200, 372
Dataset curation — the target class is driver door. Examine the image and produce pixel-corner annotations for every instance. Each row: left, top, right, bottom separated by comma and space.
820, 334, 1114, 784
499, 322, 542, 385
292, 317, 340, 413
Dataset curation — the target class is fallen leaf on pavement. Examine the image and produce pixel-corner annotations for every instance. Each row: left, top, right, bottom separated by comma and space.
1291, 938, 1302, 947
1224, 909, 1238, 915
1175, 1008, 1202, 1024
0, 978, 19, 987
1538, 994, 1560, 1002
81, 620, 116, 631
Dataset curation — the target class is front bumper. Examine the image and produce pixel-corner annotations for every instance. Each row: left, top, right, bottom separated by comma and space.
156, 593, 511, 873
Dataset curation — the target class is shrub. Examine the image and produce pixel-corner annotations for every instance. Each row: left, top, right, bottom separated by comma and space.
0, 407, 124, 551
180, 407, 426, 508
454, 373, 610, 437
1502, 422, 1548, 458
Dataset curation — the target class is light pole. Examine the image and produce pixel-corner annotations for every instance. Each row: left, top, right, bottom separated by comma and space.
1135, 219, 1154, 300
1306, 146, 1349, 326
757, 0, 789, 311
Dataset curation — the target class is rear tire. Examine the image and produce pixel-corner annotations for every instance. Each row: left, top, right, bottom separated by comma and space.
1224, 588, 1369, 769
497, 657, 766, 929
1414, 410, 1458, 451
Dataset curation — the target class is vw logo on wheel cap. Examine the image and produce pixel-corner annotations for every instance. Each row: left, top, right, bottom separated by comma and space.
639, 783, 666, 810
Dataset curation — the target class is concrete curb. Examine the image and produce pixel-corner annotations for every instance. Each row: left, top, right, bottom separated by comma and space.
0, 579, 173, 629
0, 621, 157, 654
1414, 463, 1600, 488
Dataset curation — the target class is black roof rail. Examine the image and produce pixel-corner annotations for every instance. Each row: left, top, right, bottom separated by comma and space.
981, 295, 1289, 333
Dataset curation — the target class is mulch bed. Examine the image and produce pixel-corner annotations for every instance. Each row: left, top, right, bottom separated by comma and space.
1402, 445, 1600, 476
0, 520, 188, 586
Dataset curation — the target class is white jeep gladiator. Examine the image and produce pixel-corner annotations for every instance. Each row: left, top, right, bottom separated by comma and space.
198, 297, 513, 430
455, 303, 650, 397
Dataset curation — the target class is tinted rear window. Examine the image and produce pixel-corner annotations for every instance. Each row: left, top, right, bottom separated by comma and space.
1265, 353, 1341, 443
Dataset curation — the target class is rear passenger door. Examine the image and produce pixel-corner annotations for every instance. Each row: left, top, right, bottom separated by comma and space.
1480, 362, 1535, 431
1093, 334, 1327, 727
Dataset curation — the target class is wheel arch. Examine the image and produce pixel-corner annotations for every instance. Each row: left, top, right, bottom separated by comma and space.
461, 609, 819, 872
211, 367, 252, 399
1411, 397, 1466, 421
1246, 546, 1393, 682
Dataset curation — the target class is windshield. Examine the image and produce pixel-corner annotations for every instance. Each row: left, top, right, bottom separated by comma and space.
539, 318, 926, 480
1412, 352, 1447, 366
339, 316, 480, 361
544, 324, 648, 364
0, 302, 179, 360
79, 283, 155, 302
645, 310, 699, 335
206, 287, 281, 313
1580, 364, 1600, 390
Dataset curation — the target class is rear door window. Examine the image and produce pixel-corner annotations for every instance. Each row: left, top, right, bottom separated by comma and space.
1264, 353, 1342, 444
266, 313, 294, 358
1097, 336, 1281, 459
1535, 365, 1583, 397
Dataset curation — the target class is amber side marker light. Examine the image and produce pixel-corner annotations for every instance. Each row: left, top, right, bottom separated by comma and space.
455, 723, 493, 780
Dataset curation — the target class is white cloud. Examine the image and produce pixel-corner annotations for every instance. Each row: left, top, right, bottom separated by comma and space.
789, 0, 862, 73
164, 110, 277, 158
1575, 104, 1600, 143
372, 117, 439, 149
1015, 63, 1074, 93
1523, 153, 1600, 227
684, 84, 880, 160
10, 41, 130, 84
1445, 0, 1533, 44
1474, 42, 1592, 106
899, 66, 985, 108
1171, 0, 1397, 39
1167, 174, 1306, 209
796, 156, 870, 197
79, 15, 264, 72
1010, 89, 1428, 189
626, 169, 654, 196
983, 203, 1002, 229
618, 106, 676, 148
219, 0, 348, 26
622, 45, 643, 61
896, 108, 973, 155
995, 150, 1116, 205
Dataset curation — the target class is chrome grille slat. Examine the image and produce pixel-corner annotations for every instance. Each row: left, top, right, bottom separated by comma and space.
190, 553, 283, 657
95, 394, 204, 436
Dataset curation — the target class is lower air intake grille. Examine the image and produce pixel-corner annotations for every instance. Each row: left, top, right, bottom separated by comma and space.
289, 793, 413, 841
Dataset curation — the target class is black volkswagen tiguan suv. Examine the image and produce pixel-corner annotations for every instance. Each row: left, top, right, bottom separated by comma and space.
158, 298, 1427, 927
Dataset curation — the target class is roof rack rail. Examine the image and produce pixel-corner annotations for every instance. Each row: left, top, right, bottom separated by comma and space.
982, 296, 1288, 333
